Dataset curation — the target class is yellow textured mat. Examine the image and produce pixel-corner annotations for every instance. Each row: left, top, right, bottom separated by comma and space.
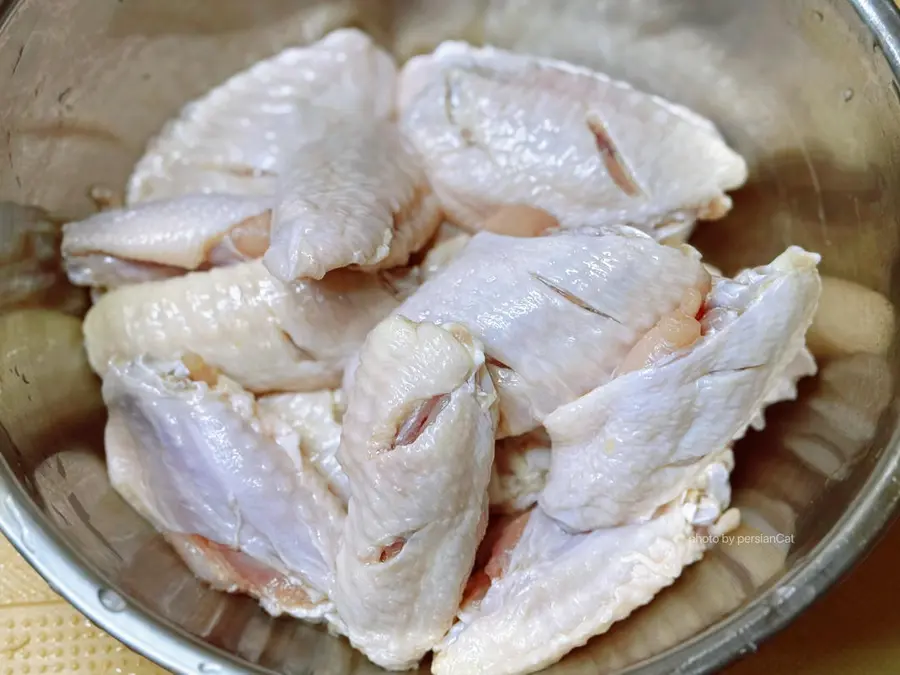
0, 535, 164, 675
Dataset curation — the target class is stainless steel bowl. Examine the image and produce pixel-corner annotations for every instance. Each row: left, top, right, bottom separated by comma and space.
0, 1, 899, 673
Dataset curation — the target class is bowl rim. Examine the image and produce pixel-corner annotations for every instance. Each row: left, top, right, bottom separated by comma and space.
1, 1, 899, 673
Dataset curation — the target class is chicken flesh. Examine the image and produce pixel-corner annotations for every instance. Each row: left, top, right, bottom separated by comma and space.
263, 121, 442, 281
62, 194, 272, 288
84, 261, 403, 393
541, 247, 821, 532
335, 316, 497, 670
103, 357, 345, 620
127, 29, 396, 204
399, 42, 747, 238
166, 533, 326, 621
434, 452, 737, 675
397, 226, 709, 437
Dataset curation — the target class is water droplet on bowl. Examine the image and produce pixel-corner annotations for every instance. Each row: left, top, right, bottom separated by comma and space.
98, 588, 127, 612
198, 663, 223, 674
843, 88, 854, 102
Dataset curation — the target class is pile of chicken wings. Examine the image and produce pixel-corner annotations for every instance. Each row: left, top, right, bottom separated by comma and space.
61, 30, 821, 675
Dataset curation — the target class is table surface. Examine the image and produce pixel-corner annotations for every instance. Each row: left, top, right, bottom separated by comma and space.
1, 518, 897, 675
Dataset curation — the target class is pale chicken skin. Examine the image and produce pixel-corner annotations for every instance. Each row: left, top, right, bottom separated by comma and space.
103, 357, 345, 620
399, 42, 748, 239
434, 453, 738, 675
488, 429, 552, 514
128, 29, 397, 204
541, 247, 822, 532
335, 316, 498, 670
62, 194, 272, 288
84, 260, 403, 393
257, 389, 349, 503
263, 121, 443, 281
397, 225, 709, 437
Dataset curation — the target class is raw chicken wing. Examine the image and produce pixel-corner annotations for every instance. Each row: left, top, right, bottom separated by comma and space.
62, 194, 272, 288
166, 533, 326, 620
84, 261, 402, 393
397, 226, 709, 436
263, 121, 442, 281
104, 357, 345, 620
335, 316, 497, 669
399, 42, 747, 238
128, 29, 396, 204
541, 247, 821, 531
434, 452, 738, 675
